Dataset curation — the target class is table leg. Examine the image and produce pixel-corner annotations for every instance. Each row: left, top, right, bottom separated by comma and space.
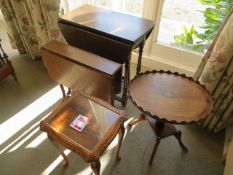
91, 160, 101, 175
146, 116, 188, 165
149, 137, 161, 165
60, 84, 72, 98
128, 113, 146, 127
67, 88, 71, 96
148, 120, 164, 165
174, 130, 188, 152
122, 55, 131, 107
116, 125, 125, 161
48, 134, 69, 166
11, 70, 17, 81
136, 39, 145, 75
59, 84, 66, 99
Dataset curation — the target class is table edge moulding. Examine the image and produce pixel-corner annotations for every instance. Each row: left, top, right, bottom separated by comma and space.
129, 70, 213, 124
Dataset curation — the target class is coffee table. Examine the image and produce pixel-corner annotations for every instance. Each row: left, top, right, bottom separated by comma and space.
128, 70, 213, 165
58, 5, 154, 107
40, 92, 126, 175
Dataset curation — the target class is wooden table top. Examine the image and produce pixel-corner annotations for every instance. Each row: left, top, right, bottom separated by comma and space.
128, 71, 213, 124
59, 5, 154, 46
42, 40, 121, 76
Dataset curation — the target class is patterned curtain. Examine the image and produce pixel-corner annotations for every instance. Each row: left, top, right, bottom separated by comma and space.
193, 10, 233, 133
0, 0, 65, 59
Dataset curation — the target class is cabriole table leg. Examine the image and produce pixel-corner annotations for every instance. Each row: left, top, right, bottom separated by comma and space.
91, 160, 101, 175
48, 134, 69, 166
116, 125, 125, 161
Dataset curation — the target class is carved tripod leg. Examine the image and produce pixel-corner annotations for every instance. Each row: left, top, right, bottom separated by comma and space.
48, 134, 69, 166
91, 160, 101, 175
116, 125, 125, 161
59, 84, 66, 99
149, 137, 161, 165
174, 130, 188, 152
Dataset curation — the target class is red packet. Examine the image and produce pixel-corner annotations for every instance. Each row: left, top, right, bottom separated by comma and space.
70, 114, 88, 132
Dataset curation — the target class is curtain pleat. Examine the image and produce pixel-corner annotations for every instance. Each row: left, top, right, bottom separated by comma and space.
194, 9, 233, 132
0, 0, 26, 54
0, 0, 65, 59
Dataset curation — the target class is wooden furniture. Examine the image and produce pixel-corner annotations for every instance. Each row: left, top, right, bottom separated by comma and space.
41, 40, 122, 105
128, 70, 213, 165
40, 92, 126, 175
224, 130, 233, 175
0, 39, 17, 81
58, 4, 154, 107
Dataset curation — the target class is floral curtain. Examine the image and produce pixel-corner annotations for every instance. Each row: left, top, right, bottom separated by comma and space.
0, 0, 65, 59
193, 9, 233, 133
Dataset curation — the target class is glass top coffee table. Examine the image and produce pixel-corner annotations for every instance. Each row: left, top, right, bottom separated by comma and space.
128, 70, 213, 165
40, 93, 126, 175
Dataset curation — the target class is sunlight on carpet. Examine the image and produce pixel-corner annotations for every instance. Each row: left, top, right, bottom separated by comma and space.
0, 85, 61, 145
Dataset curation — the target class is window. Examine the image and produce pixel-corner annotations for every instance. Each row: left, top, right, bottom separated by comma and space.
65, 0, 143, 16
157, 0, 205, 51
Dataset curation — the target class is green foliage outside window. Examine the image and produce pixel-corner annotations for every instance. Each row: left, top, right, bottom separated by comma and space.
174, 0, 233, 53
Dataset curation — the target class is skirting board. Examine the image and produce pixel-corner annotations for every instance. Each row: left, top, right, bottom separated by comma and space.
131, 52, 198, 77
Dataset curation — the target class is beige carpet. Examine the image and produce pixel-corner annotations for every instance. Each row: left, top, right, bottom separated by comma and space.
0, 19, 225, 175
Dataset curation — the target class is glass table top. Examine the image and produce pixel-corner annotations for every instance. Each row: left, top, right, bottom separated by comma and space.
49, 94, 120, 151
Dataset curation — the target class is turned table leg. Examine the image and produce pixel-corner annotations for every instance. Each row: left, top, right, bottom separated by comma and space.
136, 39, 145, 75
122, 54, 131, 107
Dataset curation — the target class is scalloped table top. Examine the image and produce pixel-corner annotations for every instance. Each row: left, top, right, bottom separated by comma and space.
128, 71, 213, 124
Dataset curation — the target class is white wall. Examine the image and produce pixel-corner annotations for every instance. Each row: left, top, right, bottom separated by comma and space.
131, 51, 198, 77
